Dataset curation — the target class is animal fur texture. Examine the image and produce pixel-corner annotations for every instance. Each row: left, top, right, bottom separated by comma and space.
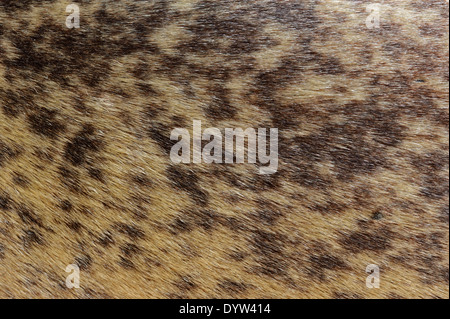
0, 0, 448, 299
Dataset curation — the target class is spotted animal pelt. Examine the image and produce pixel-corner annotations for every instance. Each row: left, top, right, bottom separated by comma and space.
0, 0, 448, 299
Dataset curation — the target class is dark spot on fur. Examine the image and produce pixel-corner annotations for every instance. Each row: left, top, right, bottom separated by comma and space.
118, 256, 135, 269
17, 206, 44, 228
308, 254, 348, 280
98, 231, 115, 248
88, 167, 104, 182
21, 229, 44, 247
60, 200, 73, 213
205, 87, 236, 120
0, 194, 11, 210
167, 166, 209, 205
170, 216, 193, 235
0, 244, 4, 259
420, 175, 449, 199
115, 223, 145, 239
372, 211, 384, 220
251, 230, 288, 277
12, 172, 29, 187
440, 206, 449, 224
132, 174, 152, 188
229, 250, 247, 262
64, 125, 102, 166
27, 108, 66, 139
174, 276, 196, 292
340, 228, 393, 253
148, 123, 175, 155
67, 221, 83, 232
58, 166, 81, 193
121, 243, 142, 257
0, 140, 18, 167
75, 255, 92, 271
218, 280, 248, 294
316, 56, 345, 75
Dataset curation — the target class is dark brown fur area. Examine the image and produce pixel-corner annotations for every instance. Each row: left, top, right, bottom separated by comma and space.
0, 0, 448, 299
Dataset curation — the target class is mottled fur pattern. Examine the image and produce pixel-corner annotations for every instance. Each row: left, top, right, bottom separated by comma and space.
0, 0, 448, 299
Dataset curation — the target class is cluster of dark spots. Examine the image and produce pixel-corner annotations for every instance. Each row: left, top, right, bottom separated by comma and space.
75, 255, 92, 271
174, 276, 197, 292
0, 244, 4, 259
326, 129, 386, 179
5, 34, 50, 74
218, 280, 249, 295
166, 166, 209, 205
12, 172, 29, 187
21, 228, 44, 248
339, 228, 393, 253
251, 57, 304, 111
114, 223, 145, 239
27, 108, 66, 139
64, 124, 103, 166
5, 16, 153, 86
94, 7, 126, 25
